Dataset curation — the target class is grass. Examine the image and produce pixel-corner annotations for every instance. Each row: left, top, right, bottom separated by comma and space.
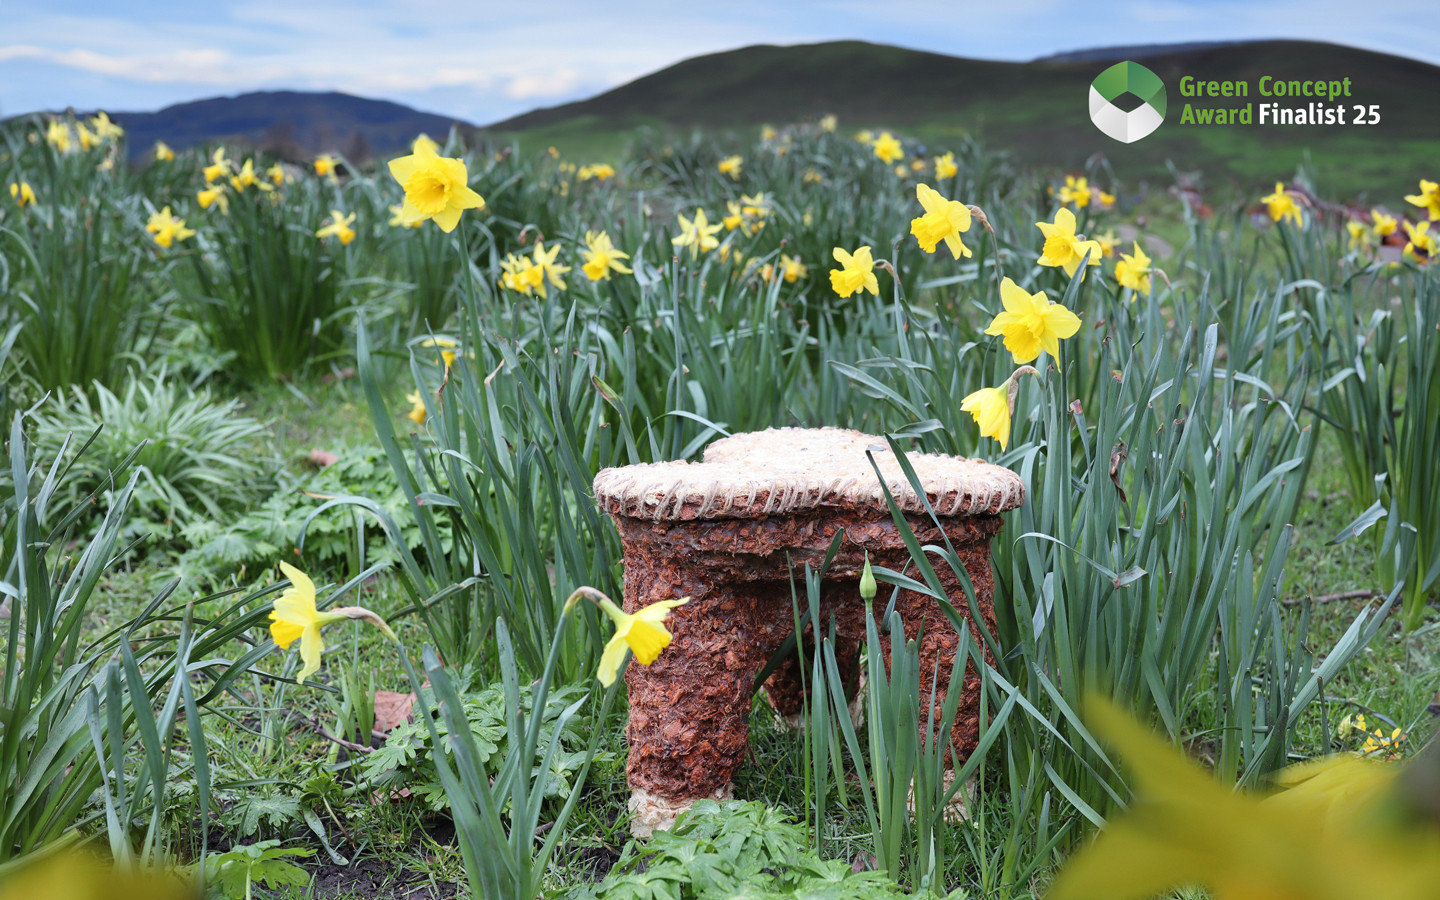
38, 451, 1436, 900
74, 430, 1428, 898
3, 106, 1438, 899
60, 389, 1416, 895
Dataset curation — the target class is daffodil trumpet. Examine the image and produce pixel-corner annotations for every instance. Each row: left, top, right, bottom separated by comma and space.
565, 586, 690, 687
960, 365, 1039, 451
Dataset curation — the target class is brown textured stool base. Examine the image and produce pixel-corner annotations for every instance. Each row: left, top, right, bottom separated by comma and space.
617, 510, 1001, 833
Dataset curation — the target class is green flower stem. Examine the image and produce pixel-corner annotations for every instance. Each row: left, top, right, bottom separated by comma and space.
324, 606, 397, 643
564, 585, 625, 626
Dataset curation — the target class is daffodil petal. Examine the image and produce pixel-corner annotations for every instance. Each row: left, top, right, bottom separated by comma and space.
434, 206, 462, 233
597, 633, 629, 686
296, 624, 324, 684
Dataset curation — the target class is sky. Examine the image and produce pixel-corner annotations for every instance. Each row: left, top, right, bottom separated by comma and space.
3, 1, 1437, 125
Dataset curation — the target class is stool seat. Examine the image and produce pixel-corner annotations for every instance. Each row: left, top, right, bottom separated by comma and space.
593, 426, 1025, 521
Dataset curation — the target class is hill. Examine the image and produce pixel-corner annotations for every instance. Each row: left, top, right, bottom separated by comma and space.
488, 39, 1440, 199
105, 91, 473, 163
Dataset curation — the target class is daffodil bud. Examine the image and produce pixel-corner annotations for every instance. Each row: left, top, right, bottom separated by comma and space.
859, 555, 876, 602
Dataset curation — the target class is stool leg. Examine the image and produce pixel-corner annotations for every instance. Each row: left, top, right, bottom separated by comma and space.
622, 583, 790, 837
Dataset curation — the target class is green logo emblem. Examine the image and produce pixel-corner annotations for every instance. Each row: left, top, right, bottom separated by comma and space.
1089, 61, 1167, 143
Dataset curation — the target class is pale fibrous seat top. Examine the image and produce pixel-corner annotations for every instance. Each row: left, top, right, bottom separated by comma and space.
592, 427, 1026, 522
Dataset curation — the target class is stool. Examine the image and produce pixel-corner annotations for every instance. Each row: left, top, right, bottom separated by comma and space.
591, 427, 1024, 836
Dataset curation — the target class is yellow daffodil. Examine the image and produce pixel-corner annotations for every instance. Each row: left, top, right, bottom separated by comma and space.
315, 209, 356, 245
804, 168, 823, 184
1262, 181, 1304, 226
45, 119, 72, 153
1097, 189, 1116, 209
1371, 209, 1397, 237
592, 593, 690, 687
1359, 725, 1406, 758
577, 163, 616, 181
412, 133, 439, 155
418, 336, 458, 367
723, 201, 744, 232
911, 159, 927, 173
961, 367, 1036, 451
268, 562, 394, 684
387, 204, 421, 228
736, 193, 770, 235
854, 129, 873, 144
197, 186, 229, 214
1404, 179, 1440, 221
229, 158, 273, 193
778, 253, 807, 283
501, 253, 545, 294
934, 151, 958, 180
872, 131, 903, 164
1115, 241, 1153, 296
314, 154, 338, 177
405, 390, 427, 425
819, 114, 838, 132
388, 142, 486, 232
1403, 220, 1436, 260
1058, 175, 1092, 208
829, 246, 879, 298
984, 277, 1082, 363
672, 208, 722, 257
203, 148, 230, 184
1347, 220, 1373, 250
76, 123, 99, 151
89, 111, 123, 141
1095, 229, 1118, 257
910, 183, 973, 259
145, 206, 195, 248
581, 230, 632, 281
530, 241, 570, 296
760, 125, 776, 141
153, 141, 175, 162
547, 145, 560, 158
1047, 695, 1440, 900
1036, 207, 1104, 277
267, 163, 285, 186
718, 155, 743, 179
9, 182, 36, 207
894, 165, 908, 178
961, 385, 1012, 450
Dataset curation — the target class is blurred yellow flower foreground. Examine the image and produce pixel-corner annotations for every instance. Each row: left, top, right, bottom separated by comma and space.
1047, 696, 1440, 900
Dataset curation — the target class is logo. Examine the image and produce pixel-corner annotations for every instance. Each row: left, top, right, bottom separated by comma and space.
1089, 61, 1167, 143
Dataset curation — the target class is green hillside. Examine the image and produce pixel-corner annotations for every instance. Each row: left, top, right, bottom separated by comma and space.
489, 39, 1440, 199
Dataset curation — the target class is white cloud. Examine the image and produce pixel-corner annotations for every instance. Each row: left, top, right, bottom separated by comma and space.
0, 45, 48, 63
505, 68, 583, 100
